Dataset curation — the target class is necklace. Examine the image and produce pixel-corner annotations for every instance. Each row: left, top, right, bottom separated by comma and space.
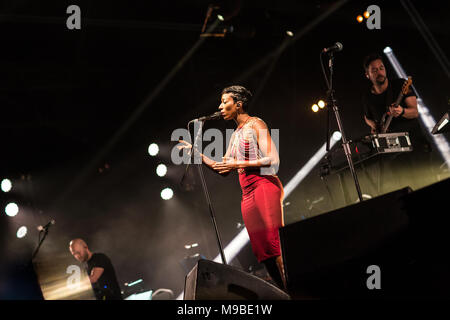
237, 116, 251, 130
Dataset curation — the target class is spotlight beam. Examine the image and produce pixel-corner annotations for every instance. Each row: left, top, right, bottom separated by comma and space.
281, 140, 339, 200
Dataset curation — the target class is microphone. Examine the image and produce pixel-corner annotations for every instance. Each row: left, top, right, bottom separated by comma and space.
323, 42, 343, 53
37, 219, 56, 232
192, 111, 222, 122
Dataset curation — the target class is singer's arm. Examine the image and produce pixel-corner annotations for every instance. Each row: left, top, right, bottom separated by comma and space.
212, 119, 279, 172
177, 140, 231, 176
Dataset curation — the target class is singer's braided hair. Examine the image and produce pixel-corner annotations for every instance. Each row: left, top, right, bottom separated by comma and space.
221, 85, 253, 112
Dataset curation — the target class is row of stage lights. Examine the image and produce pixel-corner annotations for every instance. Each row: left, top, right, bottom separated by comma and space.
4, 141, 183, 237
148, 143, 174, 200
311, 99, 326, 113
1, 178, 28, 239
356, 11, 371, 23
4, 141, 182, 238
148, 143, 205, 261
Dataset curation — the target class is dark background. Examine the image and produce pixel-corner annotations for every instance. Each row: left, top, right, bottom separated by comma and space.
0, 0, 449, 299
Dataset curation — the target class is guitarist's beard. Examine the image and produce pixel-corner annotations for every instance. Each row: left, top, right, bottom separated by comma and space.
375, 75, 386, 85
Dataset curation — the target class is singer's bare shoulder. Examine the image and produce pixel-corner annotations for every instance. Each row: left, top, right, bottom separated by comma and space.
249, 117, 268, 130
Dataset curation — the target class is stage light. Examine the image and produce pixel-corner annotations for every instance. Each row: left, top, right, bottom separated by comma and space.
161, 188, 173, 200
332, 131, 342, 141
286, 31, 294, 37
363, 11, 370, 19
217, 15, 224, 21
127, 279, 143, 287
1, 179, 12, 192
438, 118, 449, 132
357, 15, 364, 23
156, 164, 167, 177
318, 100, 326, 109
312, 104, 319, 112
185, 243, 198, 249
17, 226, 27, 238
5, 202, 19, 217
432, 111, 449, 134
148, 143, 159, 156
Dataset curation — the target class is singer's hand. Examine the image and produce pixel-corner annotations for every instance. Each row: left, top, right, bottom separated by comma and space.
177, 140, 193, 154
213, 157, 237, 173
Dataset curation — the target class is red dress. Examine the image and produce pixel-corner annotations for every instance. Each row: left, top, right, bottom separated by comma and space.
229, 117, 284, 263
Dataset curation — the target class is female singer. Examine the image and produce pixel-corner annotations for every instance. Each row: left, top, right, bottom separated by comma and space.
178, 85, 286, 289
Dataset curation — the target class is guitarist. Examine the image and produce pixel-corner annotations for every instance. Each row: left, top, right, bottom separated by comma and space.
362, 53, 429, 152
361, 53, 434, 193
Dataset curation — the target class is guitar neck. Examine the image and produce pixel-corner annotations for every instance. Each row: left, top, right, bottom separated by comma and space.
380, 76, 412, 134
393, 91, 404, 107
381, 91, 406, 133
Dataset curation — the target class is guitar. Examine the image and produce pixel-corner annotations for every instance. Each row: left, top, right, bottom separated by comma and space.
379, 76, 413, 133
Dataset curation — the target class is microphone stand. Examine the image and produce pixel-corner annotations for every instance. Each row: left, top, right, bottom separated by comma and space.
323, 85, 332, 175
324, 51, 364, 202
32, 228, 50, 261
189, 120, 227, 265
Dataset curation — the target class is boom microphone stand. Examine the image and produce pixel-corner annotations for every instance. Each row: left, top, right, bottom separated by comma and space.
32, 229, 49, 261
32, 220, 55, 261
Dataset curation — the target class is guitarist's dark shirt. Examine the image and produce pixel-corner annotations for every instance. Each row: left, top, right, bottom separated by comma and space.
86, 253, 122, 300
362, 77, 430, 151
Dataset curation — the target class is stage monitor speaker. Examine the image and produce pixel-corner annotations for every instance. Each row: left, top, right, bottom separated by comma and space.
280, 187, 412, 298
184, 259, 290, 300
